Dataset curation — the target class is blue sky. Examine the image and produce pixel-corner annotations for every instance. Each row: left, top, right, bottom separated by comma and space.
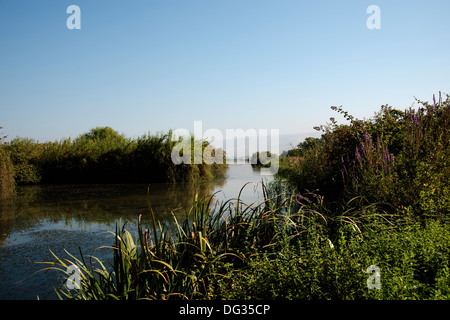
1, 0, 449, 148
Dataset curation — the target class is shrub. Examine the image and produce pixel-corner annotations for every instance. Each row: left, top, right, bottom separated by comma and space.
6, 137, 43, 184
5, 128, 228, 184
278, 93, 450, 217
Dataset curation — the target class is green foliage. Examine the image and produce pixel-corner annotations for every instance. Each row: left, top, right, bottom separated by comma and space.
287, 137, 323, 157
74, 126, 127, 145
217, 219, 450, 300
4, 127, 227, 184
37, 183, 450, 300
278, 93, 450, 217
6, 137, 44, 184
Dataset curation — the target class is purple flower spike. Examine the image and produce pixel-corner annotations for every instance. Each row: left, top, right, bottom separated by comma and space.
355, 147, 362, 161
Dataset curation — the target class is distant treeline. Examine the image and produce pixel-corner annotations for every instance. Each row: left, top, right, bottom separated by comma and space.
0, 127, 227, 192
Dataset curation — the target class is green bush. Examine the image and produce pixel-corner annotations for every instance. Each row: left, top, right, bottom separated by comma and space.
279, 93, 450, 217
6, 137, 43, 184
4, 128, 227, 184
216, 218, 450, 300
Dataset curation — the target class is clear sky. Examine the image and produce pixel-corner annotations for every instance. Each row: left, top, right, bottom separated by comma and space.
1, 0, 449, 147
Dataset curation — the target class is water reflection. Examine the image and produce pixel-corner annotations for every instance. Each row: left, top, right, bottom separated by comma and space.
1, 181, 222, 246
0, 164, 273, 299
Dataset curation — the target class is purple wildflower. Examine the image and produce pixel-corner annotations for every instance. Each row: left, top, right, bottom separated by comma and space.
355, 147, 361, 160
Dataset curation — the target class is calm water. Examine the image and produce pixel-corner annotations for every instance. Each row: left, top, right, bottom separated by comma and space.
0, 164, 273, 300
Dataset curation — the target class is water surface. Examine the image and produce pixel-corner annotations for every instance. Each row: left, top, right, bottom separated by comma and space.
0, 164, 273, 300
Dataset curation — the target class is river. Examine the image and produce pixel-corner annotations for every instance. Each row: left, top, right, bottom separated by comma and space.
0, 164, 273, 300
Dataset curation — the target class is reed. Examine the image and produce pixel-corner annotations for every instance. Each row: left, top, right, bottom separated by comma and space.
0, 146, 15, 199
35, 180, 389, 300
4, 127, 228, 184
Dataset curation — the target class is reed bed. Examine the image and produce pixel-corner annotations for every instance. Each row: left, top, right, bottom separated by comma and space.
0, 146, 15, 199
4, 127, 227, 185
35, 182, 402, 300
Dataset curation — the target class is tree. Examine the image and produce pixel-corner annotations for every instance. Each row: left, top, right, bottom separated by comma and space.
286, 137, 322, 157
75, 127, 126, 144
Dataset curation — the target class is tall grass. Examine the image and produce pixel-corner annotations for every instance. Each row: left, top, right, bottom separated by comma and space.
36, 181, 403, 300
0, 146, 16, 199
4, 127, 228, 184
37, 181, 450, 299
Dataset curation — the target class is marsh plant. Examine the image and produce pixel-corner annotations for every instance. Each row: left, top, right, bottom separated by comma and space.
279, 93, 450, 216
3, 127, 228, 185
36, 180, 450, 300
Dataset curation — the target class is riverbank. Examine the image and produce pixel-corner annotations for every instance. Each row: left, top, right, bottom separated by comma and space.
0, 164, 272, 299
39, 181, 450, 300
0, 127, 228, 189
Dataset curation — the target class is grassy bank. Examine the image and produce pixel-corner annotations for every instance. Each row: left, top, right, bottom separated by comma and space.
38, 182, 450, 300
2, 127, 227, 185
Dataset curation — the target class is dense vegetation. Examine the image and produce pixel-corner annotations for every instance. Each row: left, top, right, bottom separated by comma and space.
0, 127, 227, 189
38, 93, 450, 300
279, 93, 449, 216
